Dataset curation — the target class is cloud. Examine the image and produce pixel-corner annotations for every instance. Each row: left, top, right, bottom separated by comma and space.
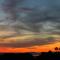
0, 0, 60, 48
1, 0, 60, 33
0, 36, 57, 48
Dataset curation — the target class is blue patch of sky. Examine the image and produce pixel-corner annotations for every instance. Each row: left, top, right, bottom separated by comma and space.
0, 0, 60, 21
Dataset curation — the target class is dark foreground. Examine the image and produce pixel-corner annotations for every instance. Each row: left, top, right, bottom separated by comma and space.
0, 52, 60, 60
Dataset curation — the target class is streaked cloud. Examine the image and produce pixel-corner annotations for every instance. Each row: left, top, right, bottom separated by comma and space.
0, 0, 59, 47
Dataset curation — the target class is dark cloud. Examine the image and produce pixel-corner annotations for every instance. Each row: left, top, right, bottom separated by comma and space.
0, 0, 60, 47
1, 0, 60, 33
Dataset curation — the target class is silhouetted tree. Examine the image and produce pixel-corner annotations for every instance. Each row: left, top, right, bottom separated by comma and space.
48, 50, 52, 52
55, 47, 58, 51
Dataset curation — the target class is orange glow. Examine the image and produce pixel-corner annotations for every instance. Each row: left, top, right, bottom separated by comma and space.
0, 32, 59, 53
0, 42, 60, 53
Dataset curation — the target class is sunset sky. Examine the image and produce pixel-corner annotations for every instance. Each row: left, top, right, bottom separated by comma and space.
0, 42, 60, 53
0, 0, 60, 52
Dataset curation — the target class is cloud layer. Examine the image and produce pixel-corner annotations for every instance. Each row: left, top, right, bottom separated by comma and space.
0, 0, 59, 47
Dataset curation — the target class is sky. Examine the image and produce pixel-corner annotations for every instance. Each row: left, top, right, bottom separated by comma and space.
0, 0, 60, 52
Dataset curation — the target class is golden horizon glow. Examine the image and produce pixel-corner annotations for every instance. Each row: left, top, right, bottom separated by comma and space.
0, 31, 59, 52
0, 42, 59, 52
